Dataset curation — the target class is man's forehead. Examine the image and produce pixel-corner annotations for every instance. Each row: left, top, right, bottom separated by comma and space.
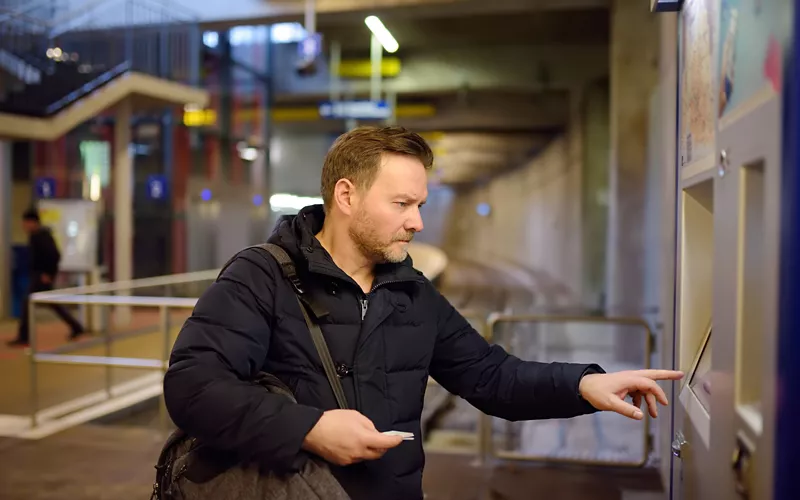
375, 171, 428, 201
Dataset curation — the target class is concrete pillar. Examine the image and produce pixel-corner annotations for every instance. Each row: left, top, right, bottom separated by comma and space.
0, 140, 11, 319
114, 99, 133, 326
607, 0, 660, 313
607, 0, 660, 362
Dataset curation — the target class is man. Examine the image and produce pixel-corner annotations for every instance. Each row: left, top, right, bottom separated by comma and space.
164, 126, 682, 500
8, 209, 84, 347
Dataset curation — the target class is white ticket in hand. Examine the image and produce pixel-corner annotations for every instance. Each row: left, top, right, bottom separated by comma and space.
382, 430, 414, 440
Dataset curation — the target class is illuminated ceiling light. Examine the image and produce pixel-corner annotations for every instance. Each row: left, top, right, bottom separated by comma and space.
364, 16, 398, 53
270, 193, 322, 211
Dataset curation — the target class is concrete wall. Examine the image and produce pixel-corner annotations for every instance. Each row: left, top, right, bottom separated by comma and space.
438, 106, 585, 309
580, 80, 610, 308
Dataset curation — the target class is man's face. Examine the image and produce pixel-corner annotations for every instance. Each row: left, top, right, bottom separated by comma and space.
349, 153, 427, 264
22, 219, 37, 234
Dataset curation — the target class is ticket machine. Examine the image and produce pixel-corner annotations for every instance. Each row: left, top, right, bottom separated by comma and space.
652, 1, 793, 499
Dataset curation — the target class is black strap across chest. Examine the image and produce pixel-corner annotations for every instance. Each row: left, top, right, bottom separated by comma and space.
217, 243, 349, 410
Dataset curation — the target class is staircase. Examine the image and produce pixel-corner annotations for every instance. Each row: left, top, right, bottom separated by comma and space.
0, 0, 204, 120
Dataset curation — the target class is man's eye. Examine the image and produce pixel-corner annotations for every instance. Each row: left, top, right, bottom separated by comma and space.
396, 202, 407, 207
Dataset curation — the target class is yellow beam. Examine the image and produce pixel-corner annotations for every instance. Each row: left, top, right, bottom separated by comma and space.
185, 103, 436, 126
337, 58, 401, 78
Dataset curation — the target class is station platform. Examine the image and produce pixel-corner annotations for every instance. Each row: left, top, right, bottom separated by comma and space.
0, 254, 665, 499
0, 425, 663, 499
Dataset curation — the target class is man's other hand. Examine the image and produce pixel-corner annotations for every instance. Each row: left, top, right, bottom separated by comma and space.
579, 369, 684, 420
302, 409, 404, 466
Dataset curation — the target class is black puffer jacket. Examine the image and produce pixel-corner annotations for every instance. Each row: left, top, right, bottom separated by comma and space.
164, 204, 603, 500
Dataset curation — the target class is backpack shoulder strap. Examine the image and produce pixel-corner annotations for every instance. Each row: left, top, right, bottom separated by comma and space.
219, 243, 349, 410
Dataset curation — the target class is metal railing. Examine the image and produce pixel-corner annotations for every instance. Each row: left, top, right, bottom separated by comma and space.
472, 313, 654, 468
27, 269, 219, 431
27, 273, 656, 468
0, 0, 201, 111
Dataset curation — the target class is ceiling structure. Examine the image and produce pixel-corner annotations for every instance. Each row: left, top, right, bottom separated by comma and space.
201, 0, 610, 29
315, 7, 610, 54
427, 132, 552, 185
268, 1, 608, 186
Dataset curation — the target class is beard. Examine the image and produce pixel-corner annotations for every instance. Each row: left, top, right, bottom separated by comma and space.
349, 207, 413, 264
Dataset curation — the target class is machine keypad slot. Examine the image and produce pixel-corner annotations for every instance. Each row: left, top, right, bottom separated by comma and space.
736, 161, 765, 435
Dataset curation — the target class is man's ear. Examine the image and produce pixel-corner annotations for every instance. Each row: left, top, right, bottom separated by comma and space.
333, 178, 358, 216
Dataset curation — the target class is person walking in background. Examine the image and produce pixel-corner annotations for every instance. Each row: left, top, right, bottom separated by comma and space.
7, 208, 85, 347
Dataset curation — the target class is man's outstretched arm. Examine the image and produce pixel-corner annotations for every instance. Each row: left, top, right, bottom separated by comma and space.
428, 288, 683, 421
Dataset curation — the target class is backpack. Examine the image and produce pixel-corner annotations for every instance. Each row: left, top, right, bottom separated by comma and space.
150, 243, 350, 500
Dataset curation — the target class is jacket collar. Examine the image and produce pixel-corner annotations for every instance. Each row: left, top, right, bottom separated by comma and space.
268, 204, 423, 290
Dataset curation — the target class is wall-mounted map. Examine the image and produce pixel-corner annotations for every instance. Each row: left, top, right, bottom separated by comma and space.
680, 0, 719, 165
718, 0, 793, 120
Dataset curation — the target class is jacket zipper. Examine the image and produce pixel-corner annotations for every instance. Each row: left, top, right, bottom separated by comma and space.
359, 279, 404, 321
353, 278, 407, 410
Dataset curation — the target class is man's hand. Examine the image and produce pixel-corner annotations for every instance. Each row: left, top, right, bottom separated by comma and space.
579, 369, 684, 420
40, 274, 52, 285
302, 409, 405, 466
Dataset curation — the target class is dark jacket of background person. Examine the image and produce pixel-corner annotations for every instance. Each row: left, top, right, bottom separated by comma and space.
29, 227, 60, 278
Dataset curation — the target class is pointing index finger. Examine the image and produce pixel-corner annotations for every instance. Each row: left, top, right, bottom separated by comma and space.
634, 369, 684, 381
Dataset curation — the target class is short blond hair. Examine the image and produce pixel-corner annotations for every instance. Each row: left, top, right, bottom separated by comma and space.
321, 126, 434, 209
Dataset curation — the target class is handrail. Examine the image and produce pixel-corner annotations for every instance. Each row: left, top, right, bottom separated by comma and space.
0, 0, 203, 96
475, 313, 654, 468
0, 0, 199, 31
25, 267, 656, 469
45, 60, 130, 114
31, 269, 218, 297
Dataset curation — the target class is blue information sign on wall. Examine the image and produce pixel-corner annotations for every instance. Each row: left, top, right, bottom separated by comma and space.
146, 175, 168, 200
34, 177, 56, 198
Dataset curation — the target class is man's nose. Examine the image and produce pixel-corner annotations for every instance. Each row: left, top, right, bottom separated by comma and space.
406, 208, 424, 233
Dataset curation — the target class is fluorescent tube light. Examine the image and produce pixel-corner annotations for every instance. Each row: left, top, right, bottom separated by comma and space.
364, 15, 398, 53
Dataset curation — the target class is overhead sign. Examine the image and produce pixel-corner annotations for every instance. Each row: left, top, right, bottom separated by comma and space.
183, 108, 217, 127
146, 174, 168, 200
319, 100, 392, 120
35, 177, 56, 198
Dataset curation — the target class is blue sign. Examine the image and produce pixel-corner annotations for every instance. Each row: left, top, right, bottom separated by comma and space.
319, 100, 392, 120
35, 177, 56, 198
146, 175, 168, 200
